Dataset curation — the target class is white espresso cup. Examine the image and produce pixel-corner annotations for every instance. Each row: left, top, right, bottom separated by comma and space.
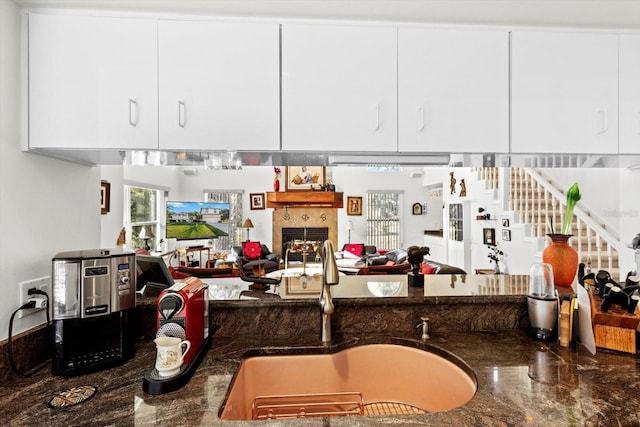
154, 336, 191, 377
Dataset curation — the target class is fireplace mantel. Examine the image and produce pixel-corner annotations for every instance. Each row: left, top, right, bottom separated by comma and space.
266, 191, 343, 208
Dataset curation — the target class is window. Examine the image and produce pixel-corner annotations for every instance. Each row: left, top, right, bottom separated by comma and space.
449, 203, 463, 241
124, 185, 166, 250
204, 191, 243, 251
366, 191, 401, 250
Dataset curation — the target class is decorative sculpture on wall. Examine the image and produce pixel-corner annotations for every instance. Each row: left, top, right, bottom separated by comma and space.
459, 179, 467, 197
116, 227, 126, 247
449, 171, 457, 195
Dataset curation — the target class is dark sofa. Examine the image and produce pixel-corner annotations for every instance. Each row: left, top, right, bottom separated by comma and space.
232, 243, 281, 275
357, 247, 467, 275
357, 260, 466, 275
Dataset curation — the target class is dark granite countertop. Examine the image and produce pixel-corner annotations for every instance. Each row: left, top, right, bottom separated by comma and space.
2, 329, 640, 426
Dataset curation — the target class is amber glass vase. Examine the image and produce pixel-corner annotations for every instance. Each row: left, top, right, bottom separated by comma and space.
542, 234, 579, 286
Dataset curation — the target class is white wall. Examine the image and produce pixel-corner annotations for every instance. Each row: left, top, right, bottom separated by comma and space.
0, 0, 100, 341
331, 167, 443, 249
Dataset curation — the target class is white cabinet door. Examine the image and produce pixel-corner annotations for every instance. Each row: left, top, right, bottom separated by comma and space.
28, 14, 158, 150
620, 34, 640, 154
158, 20, 280, 151
511, 30, 618, 154
398, 28, 509, 153
282, 24, 397, 152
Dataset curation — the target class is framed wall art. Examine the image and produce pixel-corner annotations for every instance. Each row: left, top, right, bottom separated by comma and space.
502, 229, 511, 241
502, 218, 510, 227
347, 196, 363, 216
250, 193, 265, 210
285, 166, 326, 191
483, 228, 496, 245
100, 181, 110, 215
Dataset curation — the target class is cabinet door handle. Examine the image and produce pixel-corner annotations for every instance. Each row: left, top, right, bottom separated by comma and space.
418, 105, 425, 131
178, 100, 186, 128
373, 104, 380, 131
596, 109, 608, 134
128, 99, 137, 126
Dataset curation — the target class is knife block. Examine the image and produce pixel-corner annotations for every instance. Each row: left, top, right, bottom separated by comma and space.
589, 287, 640, 353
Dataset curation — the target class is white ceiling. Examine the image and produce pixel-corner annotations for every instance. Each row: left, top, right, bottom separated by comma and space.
13, 0, 640, 29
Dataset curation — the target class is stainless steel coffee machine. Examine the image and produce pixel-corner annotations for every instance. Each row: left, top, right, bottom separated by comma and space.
51, 249, 136, 376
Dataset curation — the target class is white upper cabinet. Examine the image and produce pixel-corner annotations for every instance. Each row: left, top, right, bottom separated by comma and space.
28, 13, 158, 150
620, 34, 640, 154
282, 23, 397, 152
158, 20, 280, 151
511, 30, 619, 154
398, 28, 509, 153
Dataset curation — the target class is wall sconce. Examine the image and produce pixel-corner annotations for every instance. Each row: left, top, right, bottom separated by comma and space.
346, 220, 354, 244
242, 218, 255, 241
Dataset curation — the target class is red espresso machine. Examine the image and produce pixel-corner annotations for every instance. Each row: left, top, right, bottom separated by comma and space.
143, 276, 211, 394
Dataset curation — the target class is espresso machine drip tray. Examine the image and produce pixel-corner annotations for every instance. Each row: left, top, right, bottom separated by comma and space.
143, 335, 212, 395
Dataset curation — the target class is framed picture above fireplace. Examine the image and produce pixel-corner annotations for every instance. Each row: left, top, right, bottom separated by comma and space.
285, 166, 325, 191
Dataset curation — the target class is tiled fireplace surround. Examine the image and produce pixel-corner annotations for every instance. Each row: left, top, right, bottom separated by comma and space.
271, 207, 339, 258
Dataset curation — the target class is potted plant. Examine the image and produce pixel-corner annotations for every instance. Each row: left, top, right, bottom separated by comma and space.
488, 244, 504, 274
543, 182, 582, 286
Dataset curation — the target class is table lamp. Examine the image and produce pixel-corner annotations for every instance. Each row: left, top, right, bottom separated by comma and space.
138, 225, 155, 251
346, 220, 354, 244
242, 218, 254, 241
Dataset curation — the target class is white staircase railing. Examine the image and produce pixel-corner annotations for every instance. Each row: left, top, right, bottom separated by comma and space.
509, 168, 622, 274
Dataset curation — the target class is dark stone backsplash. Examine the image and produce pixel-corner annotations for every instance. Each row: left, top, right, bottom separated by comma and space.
1, 288, 529, 385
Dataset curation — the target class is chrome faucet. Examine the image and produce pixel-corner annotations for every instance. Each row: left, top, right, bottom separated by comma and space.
319, 240, 339, 343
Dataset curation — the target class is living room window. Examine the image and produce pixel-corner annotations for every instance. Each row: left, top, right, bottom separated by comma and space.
204, 191, 243, 251
124, 185, 166, 250
367, 191, 401, 250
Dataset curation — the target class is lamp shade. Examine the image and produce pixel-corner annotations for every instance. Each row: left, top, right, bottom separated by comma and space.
346, 220, 354, 231
242, 218, 254, 229
138, 225, 155, 239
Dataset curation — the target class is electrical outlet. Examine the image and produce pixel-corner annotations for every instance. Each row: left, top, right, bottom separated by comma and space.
18, 276, 51, 319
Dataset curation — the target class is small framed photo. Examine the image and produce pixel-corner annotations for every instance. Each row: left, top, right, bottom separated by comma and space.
502, 218, 510, 227
502, 229, 511, 241
347, 196, 363, 216
483, 228, 496, 245
412, 203, 423, 215
100, 181, 110, 215
250, 193, 265, 210
285, 166, 326, 191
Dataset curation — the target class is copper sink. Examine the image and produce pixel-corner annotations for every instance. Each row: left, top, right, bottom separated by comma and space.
219, 343, 477, 420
